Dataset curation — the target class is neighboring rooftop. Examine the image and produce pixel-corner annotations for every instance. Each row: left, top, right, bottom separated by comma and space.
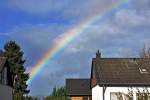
92, 51, 150, 86
66, 79, 91, 96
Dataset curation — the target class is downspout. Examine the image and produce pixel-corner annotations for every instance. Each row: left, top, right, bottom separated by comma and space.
103, 85, 106, 100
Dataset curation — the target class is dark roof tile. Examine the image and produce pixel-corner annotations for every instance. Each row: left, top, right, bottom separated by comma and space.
92, 58, 150, 86
66, 79, 91, 96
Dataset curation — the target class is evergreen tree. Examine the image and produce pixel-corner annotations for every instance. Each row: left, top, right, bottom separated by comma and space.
45, 86, 68, 100
52, 86, 57, 97
3, 41, 29, 99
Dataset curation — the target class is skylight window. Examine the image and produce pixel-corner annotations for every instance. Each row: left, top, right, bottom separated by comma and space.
139, 68, 148, 74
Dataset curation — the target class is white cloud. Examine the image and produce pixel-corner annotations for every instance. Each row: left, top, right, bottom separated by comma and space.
28, 0, 150, 96
63, 4, 150, 57
62, 0, 120, 19
2, 23, 73, 68
9, 23, 70, 46
2, 0, 150, 96
114, 9, 150, 27
8, 0, 121, 21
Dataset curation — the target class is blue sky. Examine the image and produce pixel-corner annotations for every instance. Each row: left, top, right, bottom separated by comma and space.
0, 0, 150, 96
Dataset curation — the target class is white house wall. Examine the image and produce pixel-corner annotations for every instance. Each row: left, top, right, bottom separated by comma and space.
92, 85, 150, 100
92, 85, 103, 100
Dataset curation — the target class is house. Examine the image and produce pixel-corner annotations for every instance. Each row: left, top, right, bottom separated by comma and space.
66, 79, 91, 100
0, 57, 13, 100
66, 51, 150, 100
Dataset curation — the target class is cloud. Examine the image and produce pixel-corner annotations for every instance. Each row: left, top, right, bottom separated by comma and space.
1, 0, 150, 96
8, 0, 121, 21
28, 55, 90, 96
63, 3, 150, 57
113, 9, 150, 29
27, 1, 150, 95
4, 23, 73, 67
129, 0, 150, 11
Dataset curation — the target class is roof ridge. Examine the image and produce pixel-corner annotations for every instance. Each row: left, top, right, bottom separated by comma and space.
66, 78, 90, 80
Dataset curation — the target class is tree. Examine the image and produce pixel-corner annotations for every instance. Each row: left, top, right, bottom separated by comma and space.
45, 86, 68, 100
3, 41, 29, 99
140, 46, 150, 58
115, 88, 133, 100
116, 88, 150, 100
137, 46, 150, 100
24, 96, 38, 100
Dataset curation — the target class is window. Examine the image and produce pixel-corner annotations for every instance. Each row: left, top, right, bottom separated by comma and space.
139, 68, 149, 74
83, 96, 88, 100
110, 92, 133, 100
111, 92, 122, 100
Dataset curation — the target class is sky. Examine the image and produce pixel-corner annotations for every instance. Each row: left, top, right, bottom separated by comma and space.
0, 0, 150, 96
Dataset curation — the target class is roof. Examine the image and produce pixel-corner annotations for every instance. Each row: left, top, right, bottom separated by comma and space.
0, 57, 7, 72
92, 57, 150, 87
66, 79, 91, 96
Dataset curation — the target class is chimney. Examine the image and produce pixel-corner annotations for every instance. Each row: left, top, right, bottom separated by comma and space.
96, 50, 101, 58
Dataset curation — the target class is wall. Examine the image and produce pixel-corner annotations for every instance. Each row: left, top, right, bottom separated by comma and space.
0, 84, 12, 100
92, 85, 150, 100
92, 85, 103, 100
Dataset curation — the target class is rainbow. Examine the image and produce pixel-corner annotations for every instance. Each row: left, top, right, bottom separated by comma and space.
28, 0, 129, 83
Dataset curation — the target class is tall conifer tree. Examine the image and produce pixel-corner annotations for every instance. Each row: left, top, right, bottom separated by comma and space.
3, 41, 29, 99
